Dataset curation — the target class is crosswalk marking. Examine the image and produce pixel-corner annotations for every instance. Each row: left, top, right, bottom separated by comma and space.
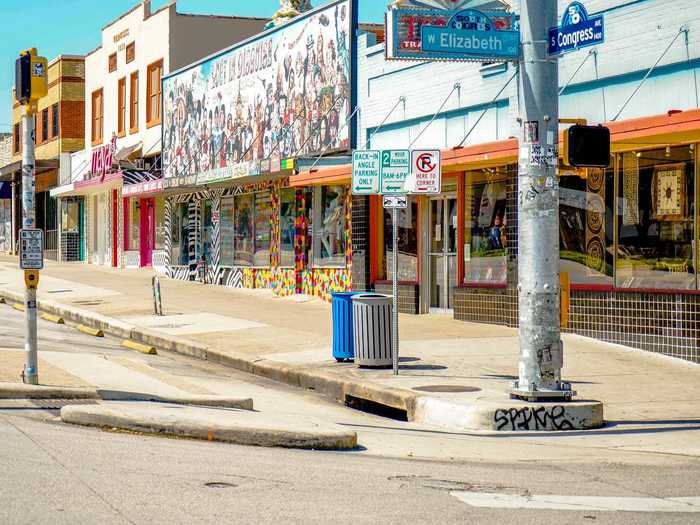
451, 492, 700, 513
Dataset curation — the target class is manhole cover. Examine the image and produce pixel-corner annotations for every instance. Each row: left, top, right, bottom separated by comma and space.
204, 482, 237, 489
412, 385, 481, 393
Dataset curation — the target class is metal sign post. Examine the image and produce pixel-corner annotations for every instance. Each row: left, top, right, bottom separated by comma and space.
383, 195, 407, 376
511, 0, 574, 401
20, 111, 39, 385
16, 48, 47, 385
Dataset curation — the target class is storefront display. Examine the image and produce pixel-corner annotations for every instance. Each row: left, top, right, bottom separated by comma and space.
464, 169, 508, 284
559, 167, 614, 285
254, 190, 272, 266
220, 196, 235, 266
383, 197, 418, 281
314, 185, 346, 267
201, 201, 213, 261
617, 147, 695, 290
234, 194, 254, 266
279, 188, 296, 267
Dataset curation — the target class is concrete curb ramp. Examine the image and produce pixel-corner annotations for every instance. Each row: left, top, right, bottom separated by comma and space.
0, 383, 253, 410
61, 403, 358, 450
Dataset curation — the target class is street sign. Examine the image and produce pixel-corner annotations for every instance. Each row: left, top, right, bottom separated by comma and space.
380, 149, 410, 194
408, 150, 441, 194
352, 150, 381, 195
383, 195, 408, 209
19, 229, 43, 270
421, 9, 520, 61
548, 2, 604, 55
386, 7, 518, 62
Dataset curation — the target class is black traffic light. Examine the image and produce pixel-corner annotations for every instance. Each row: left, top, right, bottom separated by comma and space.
15, 53, 31, 104
564, 124, 611, 168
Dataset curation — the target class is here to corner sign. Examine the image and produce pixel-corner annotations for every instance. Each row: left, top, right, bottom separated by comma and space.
548, 2, 604, 55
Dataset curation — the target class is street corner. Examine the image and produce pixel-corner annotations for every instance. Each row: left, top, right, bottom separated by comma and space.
413, 396, 604, 433
59, 402, 358, 450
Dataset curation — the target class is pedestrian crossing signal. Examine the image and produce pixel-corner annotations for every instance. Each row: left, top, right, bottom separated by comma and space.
563, 124, 611, 168
15, 48, 48, 106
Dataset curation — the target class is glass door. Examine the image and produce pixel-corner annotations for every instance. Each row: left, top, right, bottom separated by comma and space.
429, 196, 458, 312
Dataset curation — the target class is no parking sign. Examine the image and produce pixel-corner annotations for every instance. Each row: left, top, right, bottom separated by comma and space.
407, 150, 441, 194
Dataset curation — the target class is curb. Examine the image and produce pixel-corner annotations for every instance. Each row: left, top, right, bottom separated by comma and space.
0, 287, 602, 431
0, 382, 253, 410
0, 287, 427, 420
60, 403, 358, 450
413, 397, 605, 432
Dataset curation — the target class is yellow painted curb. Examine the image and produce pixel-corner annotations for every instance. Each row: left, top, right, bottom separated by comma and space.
76, 325, 104, 337
41, 313, 65, 324
121, 340, 157, 355
12, 303, 24, 312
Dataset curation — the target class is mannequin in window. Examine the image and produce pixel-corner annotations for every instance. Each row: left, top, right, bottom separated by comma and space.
321, 187, 344, 260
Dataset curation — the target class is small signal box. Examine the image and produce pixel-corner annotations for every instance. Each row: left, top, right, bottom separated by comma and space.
15, 48, 48, 105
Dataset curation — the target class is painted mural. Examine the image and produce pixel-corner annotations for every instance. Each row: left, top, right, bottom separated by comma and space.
162, 0, 352, 182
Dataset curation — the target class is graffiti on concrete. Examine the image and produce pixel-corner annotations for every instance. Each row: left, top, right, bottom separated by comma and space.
494, 406, 575, 431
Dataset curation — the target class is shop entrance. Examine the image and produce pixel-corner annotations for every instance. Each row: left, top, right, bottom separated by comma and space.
428, 194, 458, 313
139, 198, 156, 266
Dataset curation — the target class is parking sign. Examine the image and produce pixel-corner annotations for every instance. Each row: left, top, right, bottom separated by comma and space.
408, 150, 441, 194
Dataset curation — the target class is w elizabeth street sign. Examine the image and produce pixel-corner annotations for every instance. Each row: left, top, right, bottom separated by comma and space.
386, 2, 519, 62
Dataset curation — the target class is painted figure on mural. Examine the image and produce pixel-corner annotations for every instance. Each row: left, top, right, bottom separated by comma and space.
162, 2, 350, 179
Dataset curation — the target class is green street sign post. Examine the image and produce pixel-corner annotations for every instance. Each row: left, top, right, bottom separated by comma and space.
352, 150, 381, 195
380, 149, 410, 195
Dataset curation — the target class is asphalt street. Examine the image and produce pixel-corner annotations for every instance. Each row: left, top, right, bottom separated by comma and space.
2, 307, 700, 524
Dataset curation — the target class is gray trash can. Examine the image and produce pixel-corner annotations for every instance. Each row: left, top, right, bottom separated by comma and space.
352, 294, 393, 368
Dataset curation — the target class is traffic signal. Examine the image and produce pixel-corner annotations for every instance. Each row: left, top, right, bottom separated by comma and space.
563, 124, 611, 168
15, 49, 47, 105
15, 53, 31, 104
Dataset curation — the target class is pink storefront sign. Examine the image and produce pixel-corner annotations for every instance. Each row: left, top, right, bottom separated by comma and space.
91, 135, 117, 180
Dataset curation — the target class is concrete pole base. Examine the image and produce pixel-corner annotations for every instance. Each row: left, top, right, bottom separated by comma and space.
510, 380, 576, 403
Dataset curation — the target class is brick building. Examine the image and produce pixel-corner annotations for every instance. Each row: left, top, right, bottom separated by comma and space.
0, 55, 85, 259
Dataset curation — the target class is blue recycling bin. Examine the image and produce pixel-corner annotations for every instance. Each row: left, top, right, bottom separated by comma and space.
332, 292, 361, 362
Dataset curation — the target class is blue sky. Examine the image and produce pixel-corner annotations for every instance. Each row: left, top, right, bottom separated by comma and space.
0, 0, 385, 133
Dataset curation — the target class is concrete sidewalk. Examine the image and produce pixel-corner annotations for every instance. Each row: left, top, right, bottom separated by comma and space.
1, 255, 699, 435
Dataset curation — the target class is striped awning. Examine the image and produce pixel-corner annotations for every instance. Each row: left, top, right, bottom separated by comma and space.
122, 170, 162, 185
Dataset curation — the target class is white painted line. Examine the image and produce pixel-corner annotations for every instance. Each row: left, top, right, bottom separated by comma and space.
451, 492, 700, 513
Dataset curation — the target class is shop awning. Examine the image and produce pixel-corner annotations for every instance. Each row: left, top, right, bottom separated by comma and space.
0, 159, 59, 182
114, 142, 142, 161
122, 170, 163, 197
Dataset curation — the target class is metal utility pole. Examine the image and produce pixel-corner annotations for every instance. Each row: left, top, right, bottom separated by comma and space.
15, 48, 47, 385
21, 108, 39, 385
391, 206, 399, 376
511, 0, 574, 401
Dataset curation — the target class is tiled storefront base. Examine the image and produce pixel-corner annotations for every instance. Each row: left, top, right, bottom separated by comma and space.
374, 282, 420, 314
454, 286, 700, 363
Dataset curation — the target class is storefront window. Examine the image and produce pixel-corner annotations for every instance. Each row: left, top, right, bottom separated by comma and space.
254, 190, 272, 266
313, 185, 347, 267
201, 201, 213, 262
279, 188, 296, 267
155, 198, 165, 250
62, 199, 80, 232
617, 147, 696, 290
559, 167, 614, 285
129, 199, 140, 251
464, 169, 508, 284
234, 194, 254, 266
383, 196, 418, 281
220, 196, 235, 266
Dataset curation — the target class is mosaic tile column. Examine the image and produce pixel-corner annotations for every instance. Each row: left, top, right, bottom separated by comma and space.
163, 198, 173, 278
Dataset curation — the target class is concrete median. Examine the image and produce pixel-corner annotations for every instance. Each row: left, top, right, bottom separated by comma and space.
61, 402, 358, 450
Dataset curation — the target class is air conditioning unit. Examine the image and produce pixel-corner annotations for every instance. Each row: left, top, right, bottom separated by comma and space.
134, 158, 145, 170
